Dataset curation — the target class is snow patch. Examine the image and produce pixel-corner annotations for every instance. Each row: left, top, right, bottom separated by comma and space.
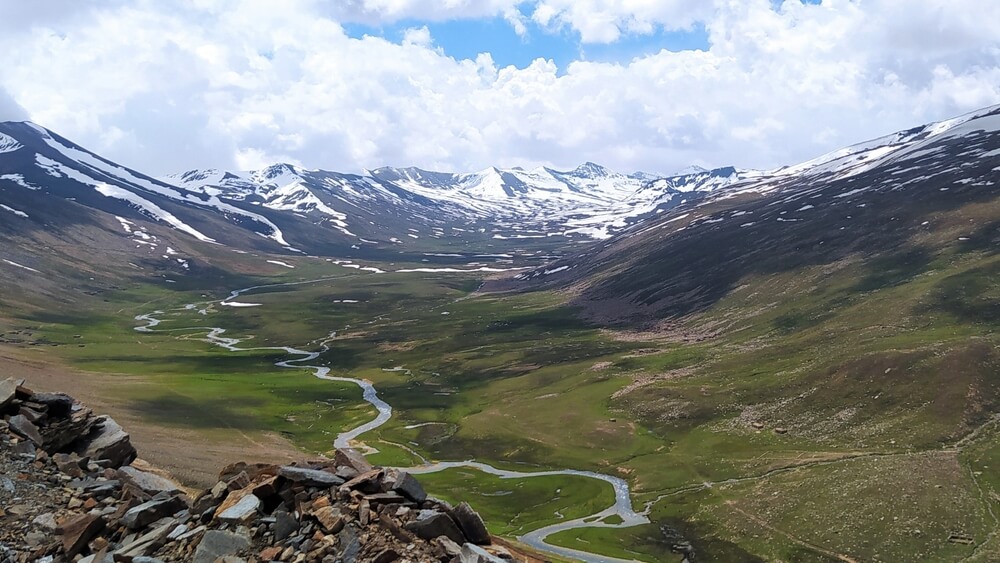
0, 204, 28, 218
2, 259, 40, 273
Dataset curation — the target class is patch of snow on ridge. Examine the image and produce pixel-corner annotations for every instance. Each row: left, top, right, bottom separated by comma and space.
266, 260, 295, 268
0, 204, 28, 218
30, 124, 290, 246
0, 174, 39, 190
94, 183, 216, 242
0, 133, 22, 154
2, 259, 40, 273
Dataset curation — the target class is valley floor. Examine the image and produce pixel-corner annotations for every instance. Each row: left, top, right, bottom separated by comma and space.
2, 252, 1000, 562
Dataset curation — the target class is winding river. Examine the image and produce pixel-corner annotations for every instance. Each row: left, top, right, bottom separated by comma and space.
134, 277, 651, 563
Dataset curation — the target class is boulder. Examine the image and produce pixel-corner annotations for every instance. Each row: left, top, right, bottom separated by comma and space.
59, 514, 106, 558
274, 510, 299, 541
312, 506, 345, 534
52, 452, 86, 476
30, 392, 74, 417
7, 414, 43, 445
458, 543, 506, 563
118, 466, 181, 495
76, 415, 136, 467
0, 377, 18, 411
405, 511, 466, 544
334, 448, 373, 474
277, 465, 344, 487
217, 493, 260, 525
41, 406, 97, 452
122, 494, 187, 530
341, 468, 384, 493
450, 502, 491, 545
192, 530, 250, 563
386, 470, 427, 503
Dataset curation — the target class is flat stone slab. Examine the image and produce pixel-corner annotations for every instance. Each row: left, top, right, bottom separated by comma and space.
277, 466, 344, 487
118, 466, 181, 494
192, 530, 250, 563
8, 414, 43, 445
0, 378, 18, 411
217, 493, 260, 524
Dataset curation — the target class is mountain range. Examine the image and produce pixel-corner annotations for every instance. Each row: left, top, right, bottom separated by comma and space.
1, 103, 999, 312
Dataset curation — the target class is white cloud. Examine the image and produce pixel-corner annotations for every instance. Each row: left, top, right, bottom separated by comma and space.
0, 0, 997, 177
0, 87, 28, 122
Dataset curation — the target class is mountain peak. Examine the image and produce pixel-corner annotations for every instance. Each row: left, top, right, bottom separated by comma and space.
571, 161, 612, 178
673, 164, 709, 176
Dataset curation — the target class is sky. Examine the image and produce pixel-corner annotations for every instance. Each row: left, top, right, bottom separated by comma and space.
0, 0, 998, 177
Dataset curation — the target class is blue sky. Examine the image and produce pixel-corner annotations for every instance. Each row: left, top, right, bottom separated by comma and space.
344, 17, 710, 71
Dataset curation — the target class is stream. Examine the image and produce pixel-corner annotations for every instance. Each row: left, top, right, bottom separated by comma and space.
133, 278, 651, 563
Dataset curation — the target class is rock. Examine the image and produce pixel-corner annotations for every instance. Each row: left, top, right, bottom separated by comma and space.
371, 548, 399, 563
59, 514, 106, 558
450, 503, 491, 545
122, 495, 187, 530
312, 506, 345, 534
30, 392, 74, 417
18, 405, 45, 424
118, 466, 181, 494
774, 427, 788, 434
359, 499, 371, 526
363, 492, 407, 505
217, 492, 261, 524
8, 414, 43, 445
259, 546, 283, 561
436, 536, 463, 558
458, 543, 506, 563
0, 377, 18, 411
274, 510, 300, 541
192, 530, 251, 563
334, 448, 373, 474
76, 415, 136, 467
337, 526, 361, 562
405, 511, 466, 544
386, 470, 427, 503
32, 512, 58, 531
341, 468, 383, 493
277, 466, 345, 487
40, 407, 97, 452
12, 440, 35, 457
117, 521, 176, 557
53, 452, 85, 476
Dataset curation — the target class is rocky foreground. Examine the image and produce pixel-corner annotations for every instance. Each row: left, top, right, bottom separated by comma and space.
0, 377, 537, 563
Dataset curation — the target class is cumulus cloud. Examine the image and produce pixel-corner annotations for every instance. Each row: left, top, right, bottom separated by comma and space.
0, 0, 997, 176
0, 87, 28, 122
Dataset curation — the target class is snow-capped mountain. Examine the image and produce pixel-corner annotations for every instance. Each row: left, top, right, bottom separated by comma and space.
163, 160, 702, 243
3, 102, 999, 277
509, 103, 1000, 323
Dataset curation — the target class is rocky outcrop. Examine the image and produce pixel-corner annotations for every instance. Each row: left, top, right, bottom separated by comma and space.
0, 378, 532, 563
0, 377, 135, 466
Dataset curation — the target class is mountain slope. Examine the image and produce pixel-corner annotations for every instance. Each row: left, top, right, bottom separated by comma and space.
512, 103, 1000, 321
493, 103, 1000, 562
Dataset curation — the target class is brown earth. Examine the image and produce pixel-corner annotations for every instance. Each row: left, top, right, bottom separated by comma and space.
0, 346, 304, 488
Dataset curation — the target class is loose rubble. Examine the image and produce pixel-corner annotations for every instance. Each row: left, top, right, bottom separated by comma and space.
0, 378, 529, 562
